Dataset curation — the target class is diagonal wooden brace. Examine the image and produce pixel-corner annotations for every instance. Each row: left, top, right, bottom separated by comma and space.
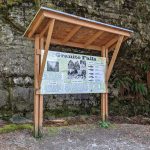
39, 20, 52, 38
62, 25, 81, 43
38, 19, 55, 86
28, 15, 44, 38
84, 31, 104, 47
106, 35, 124, 81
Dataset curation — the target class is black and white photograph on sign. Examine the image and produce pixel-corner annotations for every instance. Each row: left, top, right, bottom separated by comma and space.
68, 60, 86, 79
47, 61, 59, 72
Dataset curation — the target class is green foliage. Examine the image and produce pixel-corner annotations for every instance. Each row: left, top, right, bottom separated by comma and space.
131, 81, 148, 96
115, 76, 132, 91
99, 121, 111, 128
114, 76, 148, 97
48, 127, 60, 136
34, 0, 41, 10
0, 111, 13, 121
7, 0, 22, 5
0, 0, 22, 8
140, 63, 150, 72
0, 124, 33, 134
111, 74, 150, 116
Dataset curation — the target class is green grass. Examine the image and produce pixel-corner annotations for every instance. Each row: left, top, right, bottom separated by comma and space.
47, 127, 61, 136
99, 121, 111, 128
0, 124, 33, 134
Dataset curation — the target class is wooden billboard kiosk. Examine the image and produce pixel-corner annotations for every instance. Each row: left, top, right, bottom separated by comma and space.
24, 7, 133, 137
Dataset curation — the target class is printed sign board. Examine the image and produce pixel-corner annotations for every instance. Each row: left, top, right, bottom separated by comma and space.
41, 50, 106, 94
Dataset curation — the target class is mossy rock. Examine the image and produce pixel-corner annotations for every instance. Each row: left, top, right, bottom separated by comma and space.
0, 124, 33, 134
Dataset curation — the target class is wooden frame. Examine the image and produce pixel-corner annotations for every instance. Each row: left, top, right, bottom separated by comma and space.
24, 7, 133, 137
39, 19, 55, 86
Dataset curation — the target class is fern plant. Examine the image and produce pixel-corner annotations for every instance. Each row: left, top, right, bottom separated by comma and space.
131, 82, 148, 96
99, 121, 111, 128
114, 76, 148, 97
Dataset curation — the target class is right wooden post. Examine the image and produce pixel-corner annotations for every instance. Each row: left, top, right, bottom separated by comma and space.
101, 46, 108, 121
102, 35, 124, 121
105, 48, 109, 120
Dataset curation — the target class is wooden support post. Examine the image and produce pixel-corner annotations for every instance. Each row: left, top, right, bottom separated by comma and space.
39, 19, 55, 86
34, 35, 40, 137
34, 19, 55, 137
38, 37, 44, 135
105, 48, 108, 120
101, 46, 106, 121
101, 93, 105, 121
106, 35, 124, 81
101, 47, 109, 121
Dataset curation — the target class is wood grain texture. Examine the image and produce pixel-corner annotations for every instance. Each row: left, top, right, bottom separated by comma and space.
43, 11, 131, 37
38, 37, 44, 134
62, 25, 81, 43
39, 20, 51, 38
51, 38, 102, 51
28, 14, 44, 38
84, 31, 104, 47
105, 36, 119, 48
39, 19, 55, 86
106, 35, 124, 81
101, 46, 106, 121
34, 35, 40, 137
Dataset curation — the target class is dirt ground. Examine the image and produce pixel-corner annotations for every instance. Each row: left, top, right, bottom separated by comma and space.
0, 123, 150, 150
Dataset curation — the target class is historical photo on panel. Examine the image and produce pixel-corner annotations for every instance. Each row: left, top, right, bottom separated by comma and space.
68, 60, 86, 79
47, 61, 59, 72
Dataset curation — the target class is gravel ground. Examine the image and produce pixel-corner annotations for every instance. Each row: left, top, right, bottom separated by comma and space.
0, 124, 150, 150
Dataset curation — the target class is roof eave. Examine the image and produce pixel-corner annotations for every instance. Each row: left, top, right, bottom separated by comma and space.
23, 6, 133, 39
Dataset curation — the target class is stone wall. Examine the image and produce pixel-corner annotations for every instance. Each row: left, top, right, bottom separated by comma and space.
0, 0, 150, 118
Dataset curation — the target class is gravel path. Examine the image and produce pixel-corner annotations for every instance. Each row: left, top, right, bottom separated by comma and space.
0, 124, 150, 150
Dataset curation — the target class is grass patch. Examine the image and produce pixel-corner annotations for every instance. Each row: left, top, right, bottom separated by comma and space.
0, 124, 33, 134
47, 126, 61, 136
99, 121, 111, 128
46, 124, 89, 136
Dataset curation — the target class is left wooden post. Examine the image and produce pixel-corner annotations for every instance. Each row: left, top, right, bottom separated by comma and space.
34, 19, 55, 137
34, 34, 40, 137
38, 37, 44, 135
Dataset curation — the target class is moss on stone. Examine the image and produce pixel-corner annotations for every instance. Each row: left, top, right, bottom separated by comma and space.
0, 0, 23, 9
0, 124, 33, 134
0, 111, 13, 121
44, 108, 79, 118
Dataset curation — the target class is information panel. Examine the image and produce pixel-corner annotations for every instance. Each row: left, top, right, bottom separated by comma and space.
41, 50, 106, 94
